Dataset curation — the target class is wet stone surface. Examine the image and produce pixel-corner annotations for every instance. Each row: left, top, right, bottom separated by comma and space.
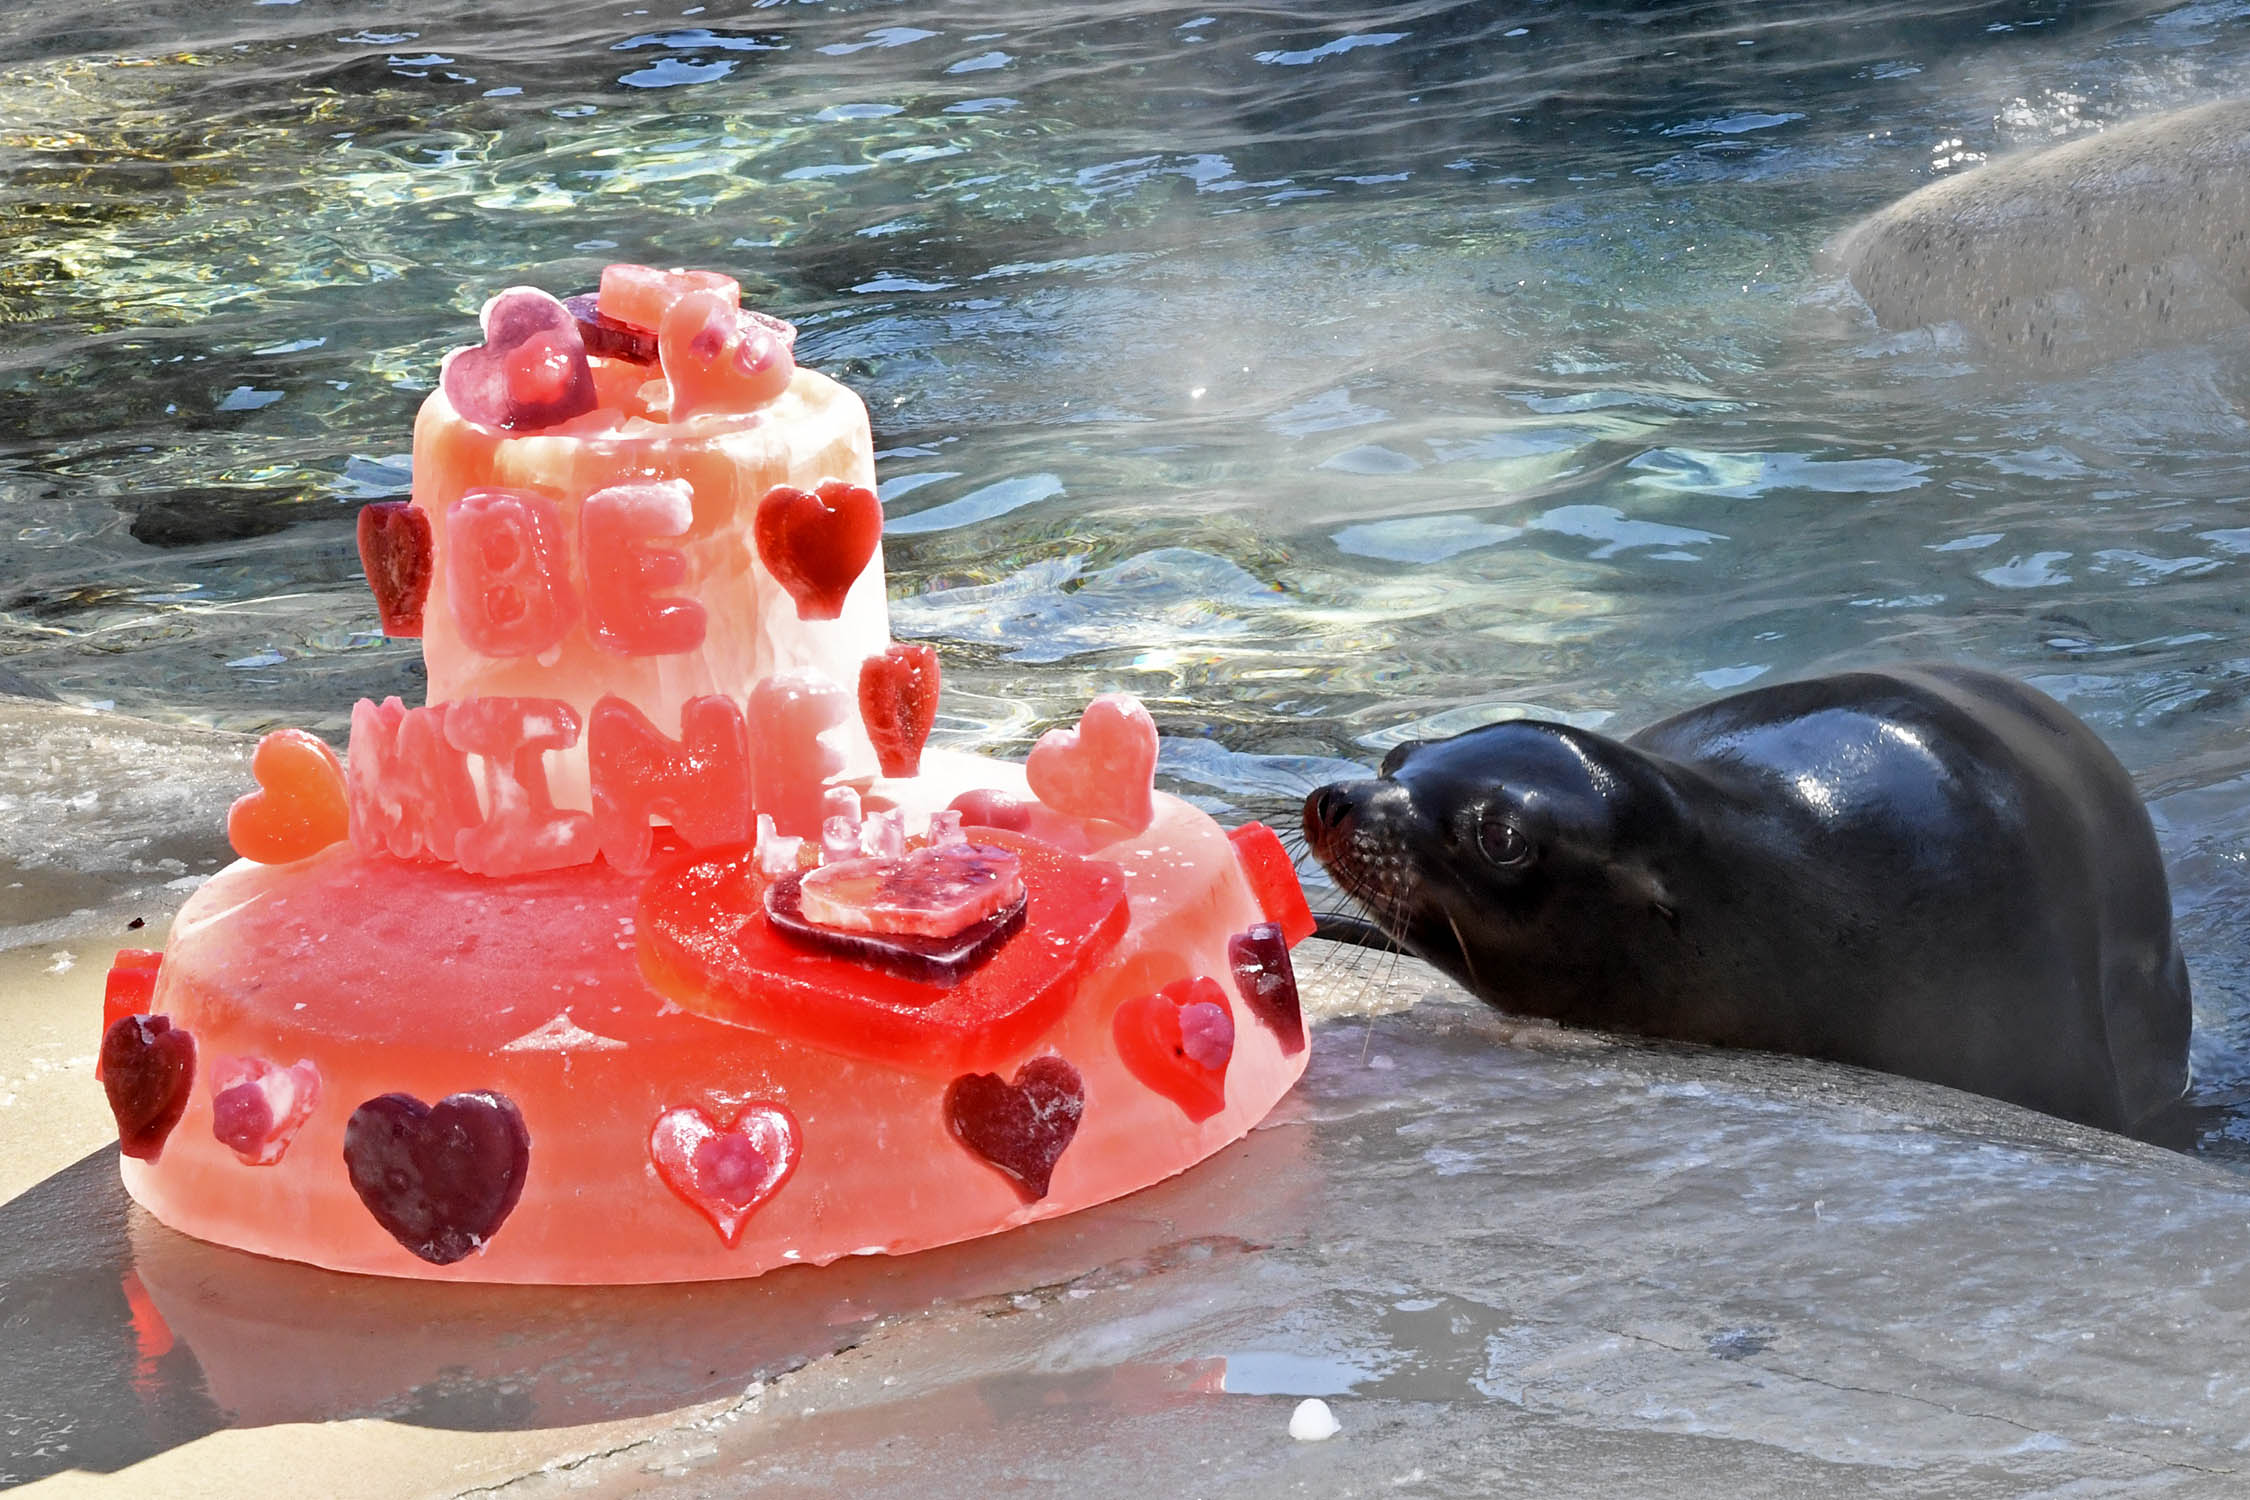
6, 707, 2250, 1497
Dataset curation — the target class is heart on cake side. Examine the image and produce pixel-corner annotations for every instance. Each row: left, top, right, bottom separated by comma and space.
647, 1103, 802, 1246
209, 1056, 323, 1166
101, 1014, 196, 1161
753, 479, 881, 621
343, 1091, 531, 1266
944, 1055, 1086, 1201
1227, 921, 1305, 1056
1112, 976, 1236, 1122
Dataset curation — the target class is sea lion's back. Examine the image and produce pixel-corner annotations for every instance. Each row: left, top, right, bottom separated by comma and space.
1633, 664, 2189, 1132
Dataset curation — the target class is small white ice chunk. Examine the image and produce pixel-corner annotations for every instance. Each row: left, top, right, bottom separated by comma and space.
501, 1012, 627, 1053
1289, 1398, 1341, 1442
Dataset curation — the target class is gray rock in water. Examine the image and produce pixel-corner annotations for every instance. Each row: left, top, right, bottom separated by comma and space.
1830, 97, 2250, 369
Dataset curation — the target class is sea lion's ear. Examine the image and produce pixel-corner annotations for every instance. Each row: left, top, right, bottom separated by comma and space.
1612, 864, 1681, 933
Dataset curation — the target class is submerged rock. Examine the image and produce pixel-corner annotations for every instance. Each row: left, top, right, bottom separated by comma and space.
1830, 96, 2250, 370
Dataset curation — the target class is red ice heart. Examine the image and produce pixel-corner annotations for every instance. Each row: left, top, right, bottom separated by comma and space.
859, 643, 941, 778
356, 500, 432, 638
754, 479, 881, 621
440, 286, 598, 431
97, 948, 162, 1083
1113, 976, 1235, 1122
944, 1055, 1085, 1201
209, 1056, 323, 1166
101, 1013, 196, 1161
1026, 694, 1159, 836
1228, 821, 1316, 946
343, 1091, 530, 1266
659, 287, 796, 419
228, 728, 349, 866
1228, 921, 1304, 1056
647, 1102, 802, 1246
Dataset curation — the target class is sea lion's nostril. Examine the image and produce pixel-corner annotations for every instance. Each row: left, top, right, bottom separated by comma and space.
1305, 785, 1355, 837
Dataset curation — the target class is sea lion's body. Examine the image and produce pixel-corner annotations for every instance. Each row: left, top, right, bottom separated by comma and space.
1304, 665, 2192, 1135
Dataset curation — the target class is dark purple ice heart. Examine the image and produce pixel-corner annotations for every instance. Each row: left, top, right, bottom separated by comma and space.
343, 1091, 530, 1266
1228, 921, 1304, 1055
563, 292, 658, 364
101, 1014, 195, 1161
440, 286, 598, 431
943, 1055, 1084, 1201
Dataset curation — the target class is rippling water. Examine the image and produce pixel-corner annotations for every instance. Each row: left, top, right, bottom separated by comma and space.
12, 0, 2250, 1143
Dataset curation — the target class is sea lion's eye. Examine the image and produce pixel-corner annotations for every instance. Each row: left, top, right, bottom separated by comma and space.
1477, 811, 1533, 870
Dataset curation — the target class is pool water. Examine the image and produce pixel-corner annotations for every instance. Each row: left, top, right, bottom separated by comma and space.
9, 0, 2250, 1147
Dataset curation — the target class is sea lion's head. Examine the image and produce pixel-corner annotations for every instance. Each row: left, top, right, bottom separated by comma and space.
1302, 721, 1689, 1021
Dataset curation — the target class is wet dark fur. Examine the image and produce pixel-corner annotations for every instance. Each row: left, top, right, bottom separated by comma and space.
1304, 664, 2192, 1136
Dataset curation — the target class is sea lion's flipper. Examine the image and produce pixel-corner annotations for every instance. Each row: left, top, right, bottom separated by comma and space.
2109, 940, 2195, 1139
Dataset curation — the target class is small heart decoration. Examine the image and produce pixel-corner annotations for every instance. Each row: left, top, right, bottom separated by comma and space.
97, 949, 162, 1082
228, 728, 350, 865
1228, 921, 1304, 1055
209, 1056, 323, 1165
1113, 976, 1235, 1122
343, 1091, 531, 1266
659, 287, 797, 418
754, 479, 882, 621
101, 1014, 196, 1161
597, 262, 741, 331
356, 501, 433, 638
1227, 821, 1317, 945
647, 1102, 802, 1246
1025, 694, 1158, 835
944, 1055, 1085, 1201
440, 286, 599, 431
859, 643, 941, 778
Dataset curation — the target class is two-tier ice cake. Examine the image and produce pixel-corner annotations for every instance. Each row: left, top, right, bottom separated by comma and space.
96, 266, 1314, 1282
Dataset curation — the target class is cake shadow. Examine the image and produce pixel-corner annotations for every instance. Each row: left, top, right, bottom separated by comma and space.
0, 1120, 1312, 1485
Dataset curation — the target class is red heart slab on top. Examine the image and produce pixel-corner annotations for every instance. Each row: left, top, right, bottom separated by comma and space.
659, 287, 796, 418
1113, 975, 1236, 1122
440, 286, 598, 431
228, 729, 349, 866
1026, 694, 1159, 836
102, 1014, 196, 1161
754, 479, 882, 621
648, 1102, 802, 1246
637, 828, 1129, 1076
944, 1055, 1085, 1201
356, 501, 433, 638
859, 642, 941, 778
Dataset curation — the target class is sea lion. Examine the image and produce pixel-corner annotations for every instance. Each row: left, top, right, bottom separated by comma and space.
1828, 97, 2250, 370
1302, 664, 2192, 1136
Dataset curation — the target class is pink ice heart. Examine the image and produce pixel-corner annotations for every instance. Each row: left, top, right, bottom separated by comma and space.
1025, 693, 1158, 836
647, 1103, 802, 1246
209, 1055, 322, 1166
439, 286, 598, 431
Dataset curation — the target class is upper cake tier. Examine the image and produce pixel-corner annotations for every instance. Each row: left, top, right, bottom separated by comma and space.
396, 271, 890, 811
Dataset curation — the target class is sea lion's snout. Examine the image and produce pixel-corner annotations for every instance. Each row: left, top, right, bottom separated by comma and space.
1302, 776, 1424, 932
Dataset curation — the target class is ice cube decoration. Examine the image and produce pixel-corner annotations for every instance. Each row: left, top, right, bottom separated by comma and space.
107, 264, 1314, 1282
